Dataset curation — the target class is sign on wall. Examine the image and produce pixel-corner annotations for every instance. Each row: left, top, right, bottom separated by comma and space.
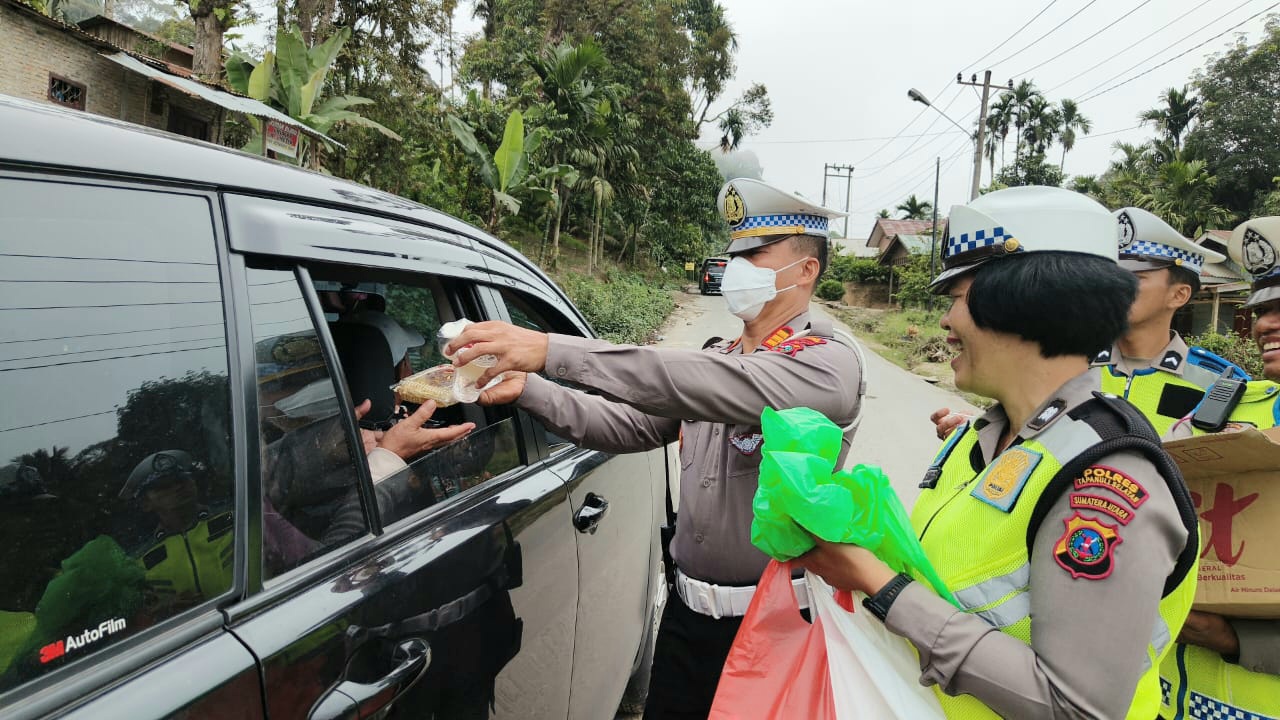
265, 120, 300, 159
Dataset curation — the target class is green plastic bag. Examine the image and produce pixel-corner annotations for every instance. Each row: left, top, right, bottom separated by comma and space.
751, 406, 958, 607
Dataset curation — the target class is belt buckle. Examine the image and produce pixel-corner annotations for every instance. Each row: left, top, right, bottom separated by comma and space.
697, 587, 721, 619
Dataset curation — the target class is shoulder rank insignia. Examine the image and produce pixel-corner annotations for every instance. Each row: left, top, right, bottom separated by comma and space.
1159, 350, 1183, 371
970, 445, 1041, 512
1092, 348, 1113, 366
771, 336, 827, 357
729, 432, 763, 455
1074, 465, 1147, 508
1054, 512, 1122, 580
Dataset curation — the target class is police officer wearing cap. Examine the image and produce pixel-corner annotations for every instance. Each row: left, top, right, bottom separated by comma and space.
1091, 208, 1250, 436
121, 450, 234, 608
801, 186, 1198, 719
441, 178, 864, 718
1157, 216, 1280, 720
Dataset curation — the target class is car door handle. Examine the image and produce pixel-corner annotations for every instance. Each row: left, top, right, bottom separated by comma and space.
308, 637, 431, 720
573, 492, 609, 534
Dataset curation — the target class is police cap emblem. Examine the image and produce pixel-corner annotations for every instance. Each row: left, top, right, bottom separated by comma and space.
1242, 227, 1277, 276
723, 185, 746, 228
1117, 211, 1135, 249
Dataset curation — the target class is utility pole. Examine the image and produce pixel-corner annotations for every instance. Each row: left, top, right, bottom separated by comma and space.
956, 70, 1001, 200
929, 156, 940, 311
822, 163, 855, 236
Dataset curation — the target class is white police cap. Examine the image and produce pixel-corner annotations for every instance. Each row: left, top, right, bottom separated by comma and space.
1228, 216, 1280, 308
1114, 207, 1224, 275
930, 186, 1116, 291
717, 178, 846, 255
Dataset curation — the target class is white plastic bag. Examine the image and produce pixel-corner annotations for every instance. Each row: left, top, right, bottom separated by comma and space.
806, 572, 945, 719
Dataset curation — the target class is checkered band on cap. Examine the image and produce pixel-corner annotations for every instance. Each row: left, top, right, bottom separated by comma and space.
944, 226, 1017, 261
729, 213, 829, 240
1122, 239, 1206, 273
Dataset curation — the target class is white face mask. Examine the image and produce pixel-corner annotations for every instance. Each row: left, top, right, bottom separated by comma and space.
721, 256, 803, 321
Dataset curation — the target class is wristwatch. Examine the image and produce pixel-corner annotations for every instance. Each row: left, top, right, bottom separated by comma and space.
861, 573, 914, 622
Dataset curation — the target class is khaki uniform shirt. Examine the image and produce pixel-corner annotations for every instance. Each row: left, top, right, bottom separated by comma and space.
517, 312, 861, 584
1094, 331, 1193, 379
886, 371, 1189, 718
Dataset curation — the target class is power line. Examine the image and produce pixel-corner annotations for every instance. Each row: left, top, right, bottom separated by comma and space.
853, 136, 972, 213
1011, 0, 1156, 78
741, 129, 967, 146
1078, 2, 1280, 103
959, 0, 1061, 74
855, 89, 970, 178
1077, 124, 1146, 139
0, 409, 118, 434
0, 344, 226, 373
988, 0, 1102, 71
1044, 0, 1233, 94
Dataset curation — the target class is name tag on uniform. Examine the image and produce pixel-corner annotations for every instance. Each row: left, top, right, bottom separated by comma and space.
971, 446, 1042, 512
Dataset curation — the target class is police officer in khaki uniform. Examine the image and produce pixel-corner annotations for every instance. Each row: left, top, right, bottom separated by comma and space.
801, 186, 1199, 719
445, 178, 863, 718
1157, 216, 1280, 720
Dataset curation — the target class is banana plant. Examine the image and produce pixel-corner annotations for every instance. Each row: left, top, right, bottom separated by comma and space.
448, 110, 577, 234
225, 26, 400, 167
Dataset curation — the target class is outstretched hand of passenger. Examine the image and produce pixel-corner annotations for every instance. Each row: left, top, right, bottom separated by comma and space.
379, 401, 475, 461
445, 320, 550, 386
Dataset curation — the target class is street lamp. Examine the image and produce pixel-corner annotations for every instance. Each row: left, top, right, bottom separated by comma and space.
907, 88, 973, 139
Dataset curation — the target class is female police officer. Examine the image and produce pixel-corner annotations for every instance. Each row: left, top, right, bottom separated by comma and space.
800, 186, 1199, 719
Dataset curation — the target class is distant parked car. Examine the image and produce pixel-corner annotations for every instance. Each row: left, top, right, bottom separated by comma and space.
699, 257, 728, 294
0, 93, 667, 720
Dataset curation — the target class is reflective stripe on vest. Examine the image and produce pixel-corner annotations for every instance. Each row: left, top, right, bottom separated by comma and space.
913, 412, 1194, 720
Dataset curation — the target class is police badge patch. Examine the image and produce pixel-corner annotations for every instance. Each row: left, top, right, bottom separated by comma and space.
971, 446, 1042, 512
1054, 512, 1122, 580
729, 432, 763, 455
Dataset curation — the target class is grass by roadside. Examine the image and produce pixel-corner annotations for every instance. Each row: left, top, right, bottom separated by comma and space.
827, 303, 992, 409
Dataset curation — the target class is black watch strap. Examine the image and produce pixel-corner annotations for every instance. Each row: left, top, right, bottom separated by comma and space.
861, 573, 914, 622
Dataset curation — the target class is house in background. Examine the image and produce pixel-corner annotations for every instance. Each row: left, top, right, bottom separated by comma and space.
829, 237, 877, 258
864, 218, 938, 255
0, 0, 323, 152
1173, 229, 1253, 338
876, 233, 937, 266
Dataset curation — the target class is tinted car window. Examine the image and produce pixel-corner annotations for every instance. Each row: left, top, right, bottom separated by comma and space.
499, 289, 585, 454
0, 178, 234, 692
248, 268, 367, 580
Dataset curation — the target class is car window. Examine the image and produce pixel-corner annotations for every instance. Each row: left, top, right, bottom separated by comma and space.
246, 268, 368, 580
0, 178, 234, 692
306, 271, 526, 528
499, 288, 585, 454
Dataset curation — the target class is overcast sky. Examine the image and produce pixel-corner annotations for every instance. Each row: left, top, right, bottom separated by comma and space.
241, 0, 1276, 240
707, 0, 1277, 240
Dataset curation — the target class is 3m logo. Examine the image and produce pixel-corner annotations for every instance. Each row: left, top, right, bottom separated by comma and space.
39, 640, 65, 664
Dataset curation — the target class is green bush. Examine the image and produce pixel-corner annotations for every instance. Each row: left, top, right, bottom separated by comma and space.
829, 255, 890, 283
559, 271, 675, 345
1185, 331, 1263, 379
817, 279, 846, 302
892, 254, 935, 308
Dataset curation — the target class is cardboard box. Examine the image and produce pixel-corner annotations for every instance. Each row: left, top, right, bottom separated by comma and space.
1164, 426, 1280, 618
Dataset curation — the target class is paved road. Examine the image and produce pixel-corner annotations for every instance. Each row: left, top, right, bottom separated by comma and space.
656, 290, 979, 509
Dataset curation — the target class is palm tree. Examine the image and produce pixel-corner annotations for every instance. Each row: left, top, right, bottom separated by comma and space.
1007, 79, 1040, 171
1140, 159, 1232, 238
877, 209, 891, 219
1139, 86, 1200, 150
472, 0, 499, 98
1019, 95, 1059, 158
986, 93, 1015, 176
1057, 98, 1091, 173
896, 194, 932, 220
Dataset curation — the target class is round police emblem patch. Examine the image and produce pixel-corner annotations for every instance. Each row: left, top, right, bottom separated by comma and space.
724, 185, 746, 227
1069, 527, 1105, 564
1242, 228, 1277, 276
1117, 211, 1135, 249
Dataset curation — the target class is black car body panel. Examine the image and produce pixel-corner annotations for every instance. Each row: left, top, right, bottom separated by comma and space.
699, 257, 728, 295
0, 94, 664, 719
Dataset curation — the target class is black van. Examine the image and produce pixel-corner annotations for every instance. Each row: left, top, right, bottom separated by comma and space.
698, 258, 728, 295
0, 95, 668, 719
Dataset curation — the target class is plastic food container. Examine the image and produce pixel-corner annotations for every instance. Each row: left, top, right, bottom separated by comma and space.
390, 365, 460, 407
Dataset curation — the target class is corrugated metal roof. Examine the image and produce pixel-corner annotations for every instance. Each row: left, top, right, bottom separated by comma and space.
99, 52, 338, 147
896, 234, 937, 253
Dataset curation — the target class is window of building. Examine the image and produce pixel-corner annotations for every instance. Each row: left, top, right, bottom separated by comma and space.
47, 75, 86, 111
0, 178, 233, 692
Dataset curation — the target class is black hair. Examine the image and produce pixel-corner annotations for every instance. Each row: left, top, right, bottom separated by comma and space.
787, 235, 828, 278
966, 252, 1137, 359
1166, 265, 1201, 296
